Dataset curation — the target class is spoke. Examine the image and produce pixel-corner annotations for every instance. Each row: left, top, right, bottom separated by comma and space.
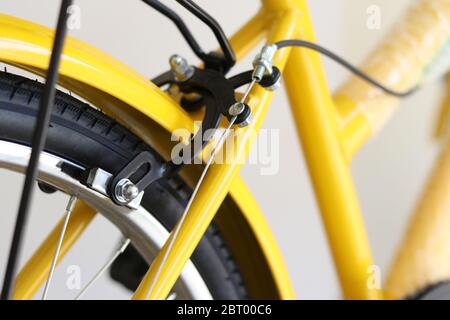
41, 195, 77, 300
13, 200, 96, 300
74, 239, 131, 300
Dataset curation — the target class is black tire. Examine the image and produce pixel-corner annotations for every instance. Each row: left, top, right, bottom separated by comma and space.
0, 71, 248, 299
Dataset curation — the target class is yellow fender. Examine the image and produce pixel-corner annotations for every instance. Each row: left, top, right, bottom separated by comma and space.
0, 13, 294, 299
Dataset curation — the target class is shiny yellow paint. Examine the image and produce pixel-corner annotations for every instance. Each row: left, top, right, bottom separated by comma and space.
334, 94, 372, 161
0, 10, 292, 299
13, 200, 96, 300
282, 1, 381, 299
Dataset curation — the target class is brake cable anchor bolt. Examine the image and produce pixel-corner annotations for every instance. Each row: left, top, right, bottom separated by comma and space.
169, 54, 194, 82
252, 44, 277, 82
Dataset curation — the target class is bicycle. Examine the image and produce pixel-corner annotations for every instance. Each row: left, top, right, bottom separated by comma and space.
0, 0, 449, 300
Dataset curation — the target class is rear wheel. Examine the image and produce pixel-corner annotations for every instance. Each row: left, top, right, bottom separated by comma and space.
0, 71, 248, 299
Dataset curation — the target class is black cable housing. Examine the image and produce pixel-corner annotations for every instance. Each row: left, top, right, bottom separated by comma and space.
275, 39, 418, 98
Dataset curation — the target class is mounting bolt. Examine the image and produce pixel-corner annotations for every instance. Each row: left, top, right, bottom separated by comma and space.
228, 102, 246, 117
170, 54, 194, 82
114, 178, 139, 204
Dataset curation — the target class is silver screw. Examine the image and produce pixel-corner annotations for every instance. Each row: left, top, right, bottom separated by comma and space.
169, 54, 194, 82
228, 102, 246, 116
115, 178, 139, 204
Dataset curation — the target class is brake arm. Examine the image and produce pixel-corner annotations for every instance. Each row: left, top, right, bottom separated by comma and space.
80, 66, 248, 208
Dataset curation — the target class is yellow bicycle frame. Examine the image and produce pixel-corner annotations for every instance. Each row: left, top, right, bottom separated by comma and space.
1, 0, 449, 300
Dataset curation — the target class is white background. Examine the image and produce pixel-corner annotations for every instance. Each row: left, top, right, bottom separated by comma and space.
0, 0, 445, 299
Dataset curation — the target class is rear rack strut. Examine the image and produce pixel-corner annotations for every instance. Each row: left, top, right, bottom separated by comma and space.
141, 0, 236, 73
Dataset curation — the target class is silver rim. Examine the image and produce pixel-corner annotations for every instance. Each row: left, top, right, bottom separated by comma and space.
0, 140, 212, 299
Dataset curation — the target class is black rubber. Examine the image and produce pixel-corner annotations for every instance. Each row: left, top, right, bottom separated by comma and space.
0, 71, 248, 299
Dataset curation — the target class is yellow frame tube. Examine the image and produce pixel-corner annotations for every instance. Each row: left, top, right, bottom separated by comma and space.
13, 200, 96, 300
385, 135, 450, 299
133, 10, 300, 300
283, 3, 380, 299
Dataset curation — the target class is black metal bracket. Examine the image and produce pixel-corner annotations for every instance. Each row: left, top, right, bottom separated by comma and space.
150, 65, 282, 176
154, 66, 247, 175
